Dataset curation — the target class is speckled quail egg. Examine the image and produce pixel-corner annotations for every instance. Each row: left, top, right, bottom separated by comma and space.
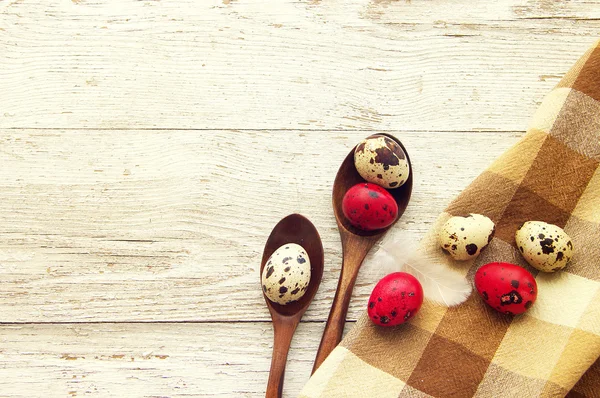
515, 221, 573, 272
439, 214, 495, 261
354, 135, 410, 189
475, 262, 537, 315
261, 243, 311, 305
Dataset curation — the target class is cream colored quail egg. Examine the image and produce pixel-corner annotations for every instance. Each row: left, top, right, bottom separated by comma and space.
354, 135, 410, 189
439, 214, 495, 261
261, 243, 311, 305
515, 221, 573, 272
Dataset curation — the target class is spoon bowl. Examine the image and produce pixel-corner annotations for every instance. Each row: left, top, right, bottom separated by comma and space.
261, 214, 324, 398
332, 133, 413, 237
313, 133, 412, 373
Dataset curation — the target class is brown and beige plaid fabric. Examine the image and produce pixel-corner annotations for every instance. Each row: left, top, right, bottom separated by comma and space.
300, 40, 600, 398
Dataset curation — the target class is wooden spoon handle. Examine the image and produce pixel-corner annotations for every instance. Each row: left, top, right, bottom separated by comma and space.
266, 320, 298, 398
313, 228, 378, 374
312, 263, 359, 374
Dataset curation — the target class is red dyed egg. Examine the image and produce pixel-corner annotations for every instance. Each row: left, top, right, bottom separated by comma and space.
368, 272, 423, 327
475, 262, 537, 315
342, 183, 398, 231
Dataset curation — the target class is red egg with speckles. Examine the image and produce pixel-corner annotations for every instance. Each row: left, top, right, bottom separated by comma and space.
475, 262, 537, 315
368, 272, 423, 327
342, 183, 398, 231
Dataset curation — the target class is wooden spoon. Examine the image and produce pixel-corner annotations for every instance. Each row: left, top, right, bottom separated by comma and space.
261, 214, 324, 398
312, 133, 413, 373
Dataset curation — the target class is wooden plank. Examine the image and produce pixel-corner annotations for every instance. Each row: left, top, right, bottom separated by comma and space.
0, 0, 599, 131
0, 322, 332, 397
0, 130, 520, 322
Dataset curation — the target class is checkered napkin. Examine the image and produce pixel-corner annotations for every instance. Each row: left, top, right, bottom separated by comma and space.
300, 40, 600, 398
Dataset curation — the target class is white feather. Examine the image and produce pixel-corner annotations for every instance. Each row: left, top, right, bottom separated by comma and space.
367, 235, 472, 307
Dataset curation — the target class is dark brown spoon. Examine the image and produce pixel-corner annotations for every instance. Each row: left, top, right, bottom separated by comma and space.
261, 214, 324, 398
312, 133, 413, 373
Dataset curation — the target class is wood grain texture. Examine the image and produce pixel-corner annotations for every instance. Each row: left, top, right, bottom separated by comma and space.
2, 0, 599, 396
0, 322, 330, 397
0, 130, 520, 323
0, 0, 599, 131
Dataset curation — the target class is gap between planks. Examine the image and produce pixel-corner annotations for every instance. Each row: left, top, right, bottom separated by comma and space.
0, 320, 356, 325
3, 128, 525, 133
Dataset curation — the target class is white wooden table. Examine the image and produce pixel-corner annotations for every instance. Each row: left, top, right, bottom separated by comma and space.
1, 1, 599, 396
